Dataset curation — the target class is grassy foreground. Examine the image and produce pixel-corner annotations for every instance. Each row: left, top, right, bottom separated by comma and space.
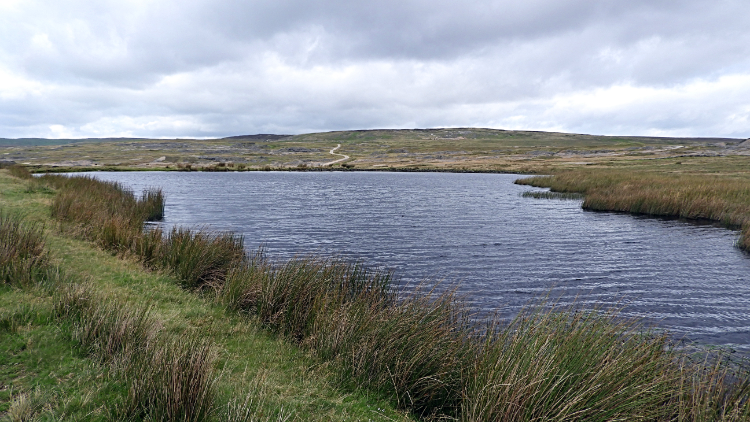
1, 169, 412, 421
2, 166, 750, 421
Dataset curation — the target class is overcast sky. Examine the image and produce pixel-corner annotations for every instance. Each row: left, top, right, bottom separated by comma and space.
1, 0, 749, 139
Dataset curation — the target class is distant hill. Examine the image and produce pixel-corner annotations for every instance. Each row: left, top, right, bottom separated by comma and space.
0, 137, 147, 147
222, 134, 291, 141
0, 134, 293, 147
0, 129, 743, 147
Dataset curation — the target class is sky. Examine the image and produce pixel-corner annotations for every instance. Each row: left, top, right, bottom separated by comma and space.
1, 0, 749, 139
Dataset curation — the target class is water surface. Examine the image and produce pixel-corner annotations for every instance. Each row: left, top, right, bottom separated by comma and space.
85, 171, 750, 352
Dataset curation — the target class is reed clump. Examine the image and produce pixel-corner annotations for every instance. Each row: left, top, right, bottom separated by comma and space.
54, 283, 217, 422
464, 308, 679, 421
124, 335, 217, 422
46, 175, 164, 252
675, 353, 750, 422
6, 164, 33, 180
321, 289, 474, 415
517, 170, 750, 250
0, 211, 48, 286
155, 227, 245, 290
55, 285, 155, 364
219, 254, 474, 416
42, 174, 244, 288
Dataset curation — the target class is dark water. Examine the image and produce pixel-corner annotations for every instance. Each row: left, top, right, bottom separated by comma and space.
84, 171, 750, 352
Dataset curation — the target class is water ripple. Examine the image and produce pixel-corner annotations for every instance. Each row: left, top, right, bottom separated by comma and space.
85, 171, 750, 353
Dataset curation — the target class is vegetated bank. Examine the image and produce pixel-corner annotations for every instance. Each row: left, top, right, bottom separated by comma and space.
0, 166, 412, 421
515, 168, 750, 251
3, 164, 750, 421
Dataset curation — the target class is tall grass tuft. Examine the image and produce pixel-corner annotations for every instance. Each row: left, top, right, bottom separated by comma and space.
54, 283, 155, 364
133, 225, 164, 266
158, 227, 245, 289
125, 336, 217, 422
462, 307, 678, 421
54, 284, 217, 422
141, 188, 166, 221
6, 164, 33, 179
0, 212, 47, 286
314, 288, 476, 416
46, 175, 165, 253
219, 255, 475, 416
219, 255, 390, 340
674, 353, 750, 421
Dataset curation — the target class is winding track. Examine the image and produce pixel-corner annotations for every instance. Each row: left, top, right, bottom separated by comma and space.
323, 144, 350, 166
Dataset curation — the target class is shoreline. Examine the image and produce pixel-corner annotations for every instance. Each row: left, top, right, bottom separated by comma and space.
3, 167, 750, 419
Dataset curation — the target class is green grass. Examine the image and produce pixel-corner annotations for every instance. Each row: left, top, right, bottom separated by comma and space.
0, 300, 129, 421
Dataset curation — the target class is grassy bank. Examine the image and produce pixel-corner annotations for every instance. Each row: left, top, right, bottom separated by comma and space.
3, 166, 750, 420
516, 169, 750, 251
1, 168, 413, 421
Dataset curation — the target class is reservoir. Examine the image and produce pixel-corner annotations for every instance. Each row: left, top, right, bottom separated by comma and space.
84, 171, 750, 353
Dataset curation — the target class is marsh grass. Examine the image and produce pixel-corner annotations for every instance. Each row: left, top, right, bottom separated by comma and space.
516, 170, 750, 250
675, 353, 750, 422
6, 165, 33, 180
46, 174, 164, 252
54, 283, 218, 422
0, 211, 47, 286
37, 172, 750, 420
41, 174, 242, 289
156, 227, 245, 290
521, 190, 584, 200
463, 307, 678, 421
321, 288, 475, 416
218, 255, 473, 416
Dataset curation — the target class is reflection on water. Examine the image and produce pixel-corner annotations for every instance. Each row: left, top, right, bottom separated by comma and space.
84, 171, 750, 353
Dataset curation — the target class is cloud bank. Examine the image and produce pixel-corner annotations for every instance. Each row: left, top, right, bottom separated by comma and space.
1, 0, 749, 138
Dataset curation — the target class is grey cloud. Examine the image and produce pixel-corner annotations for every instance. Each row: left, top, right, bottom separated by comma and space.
1, 0, 749, 138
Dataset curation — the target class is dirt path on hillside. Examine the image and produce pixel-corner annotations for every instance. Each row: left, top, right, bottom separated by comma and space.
324, 144, 349, 166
